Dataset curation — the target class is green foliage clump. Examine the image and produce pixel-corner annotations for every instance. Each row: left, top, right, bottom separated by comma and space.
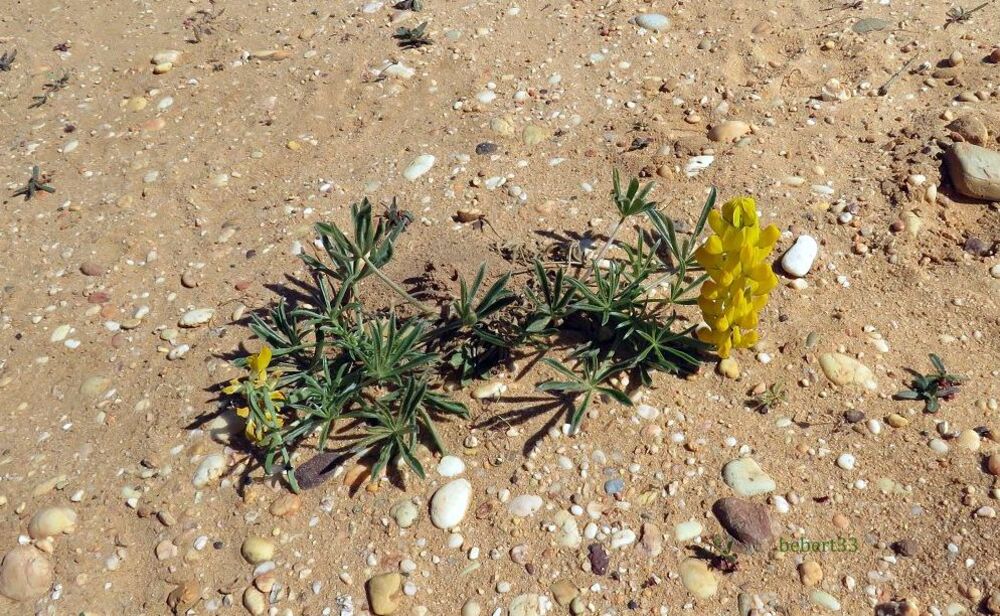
224, 171, 718, 489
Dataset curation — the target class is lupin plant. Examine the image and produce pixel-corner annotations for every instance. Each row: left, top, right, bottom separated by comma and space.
693, 196, 779, 358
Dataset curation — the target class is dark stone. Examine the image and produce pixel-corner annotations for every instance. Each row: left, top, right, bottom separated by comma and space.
712, 497, 774, 548
475, 142, 498, 155
892, 538, 918, 557
963, 236, 992, 256
844, 410, 866, 424
588, 543, 609, 575
294, 451, 346, 490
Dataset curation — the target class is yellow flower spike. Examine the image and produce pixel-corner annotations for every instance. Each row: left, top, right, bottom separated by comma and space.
223, 345, 286, 444
694, 196, 779, 358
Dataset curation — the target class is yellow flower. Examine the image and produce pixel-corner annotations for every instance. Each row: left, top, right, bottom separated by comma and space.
223, 346, 286, 443
694, 196, 779, 358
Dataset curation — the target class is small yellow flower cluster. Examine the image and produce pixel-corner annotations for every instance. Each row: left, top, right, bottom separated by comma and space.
694, 196, 780, 358
222, 346, 285, 443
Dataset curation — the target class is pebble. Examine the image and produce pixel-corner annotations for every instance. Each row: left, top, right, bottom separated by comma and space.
707, 120, 750, 143
781, 235, 818, 277
610, 528, 636, 549
638, 522, 662, 557
0, 546, 52, 601
241, 537, 275, 564
243, 586, 268, 615
810, 590, 842, 611
603, 478, 624, 495
718, 358, 740, 379
798, 561, 823, 586
367, 573, 402, 615
179, 308, 215, 327
852, 17, 889, 33
722, 457, 776, 496
192, 453, 226, 488
678, 558, 717, 598
986, 453, 1000, 476
819, 353, 877, 390
403, 154, 435, 181
947, 115, 988, 145
550, 580, 577, 606
430, 478, 472, 529
462, 599, 482, 616
957, 429, 980, 451
507, 494, 543, 517
152, 50, 182, 65
929, 438, 950, 454
945, 143, 1000, 201
836, 453, 856, 471
80, 261, 105, 276
269, 493, 301, 517
152, 62, 173, 74
437, 455, 465, 477
508, 594, 547, 616
390, 500, 419, 528
27, 507, 77, 539
80, 375, 111, 397
522, 125, 548, 146
475, 142, 497, 155
634, 13, 670, 31
674, 520, 703, 542
712, 497, 773, 547
587, 543, 609, 575
887, 413, 909, 428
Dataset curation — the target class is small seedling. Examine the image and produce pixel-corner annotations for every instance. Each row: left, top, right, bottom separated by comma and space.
537, 353, 633, 433
12, 166, 56, 201
895, 353, 963, 413
748, 382, 786, 414
699, 535, 740, 574
28, 71, 71, 108
0, 49, 16, 72
394, 22, 432, 49
184, 7, 225, 43
945, 0, 994, 27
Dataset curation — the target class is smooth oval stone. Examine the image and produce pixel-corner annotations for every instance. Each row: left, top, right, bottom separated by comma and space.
241, 537, 275, 564
179, 308, 214, 327
402, 154, 435, 181
390, 500, 419, 528
810, 590, 842, 611
28, 507, 77, 539
679, 558, 717, 598
152, 50, 182, 65
507, 494, 543, 517
781, 235, 817, 277
712, 497, 774, 547
819, 353, 877, 390
674, 520, 703, 542
295, 451, 345, 490
430, 478, 472, 529
708, 120, 750, 143
508, 594, 544, 616
437, 455, 465, 477
367, 572, 402, 615
634, 13, 670, 31
722, 457, 776, 496
192, 453, 226, 488
852, 18, 889, 33
946, 143, 1000, 200
0, 546, 53, 602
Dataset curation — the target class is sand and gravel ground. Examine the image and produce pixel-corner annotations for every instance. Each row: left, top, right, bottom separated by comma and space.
2, 0, 1000, 614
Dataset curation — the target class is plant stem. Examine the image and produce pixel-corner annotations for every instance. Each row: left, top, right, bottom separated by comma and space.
358, 252, 436, 315
582, 217, 624, 282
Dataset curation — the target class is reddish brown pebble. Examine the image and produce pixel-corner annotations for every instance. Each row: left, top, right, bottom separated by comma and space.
80, 261, 105, 276
87, 292, 110, 304
235, 280, 252, 291
987, 453, 1000, 476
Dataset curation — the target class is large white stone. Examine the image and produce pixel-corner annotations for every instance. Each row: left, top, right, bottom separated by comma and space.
507, 494, 543, 517
781, 235, 817, 277
722, 457, 776, 497
403, 154, 435, 181
430, 478, 471, 529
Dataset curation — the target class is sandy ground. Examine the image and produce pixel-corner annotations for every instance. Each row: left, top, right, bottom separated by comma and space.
2, 0, 1000, 614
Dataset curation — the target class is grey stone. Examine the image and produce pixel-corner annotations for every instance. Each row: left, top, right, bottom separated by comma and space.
946, 143, 1000, 201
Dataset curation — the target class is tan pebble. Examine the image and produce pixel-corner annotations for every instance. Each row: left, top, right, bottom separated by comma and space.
987, 453, 1000, 476
27, 507, 77, 539
957, 429, 980, 451
947, 50, 964, 67
143, 118, 167, 132
707, 120, 750, 143
269, 493, 301, 517
243, 586, 268, 616
717, 358, 740, 379
152, 62, 173, 74
0, 546, 53, 601
241, 537, 275, 564
832, 513, 849, 529
253, 49, 293, 61
887, 413, 909, 428
798, 561, 823, 586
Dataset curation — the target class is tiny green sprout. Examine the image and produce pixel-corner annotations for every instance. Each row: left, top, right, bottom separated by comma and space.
748, 382, 786, 414
12, 166, 56, 201
945, 0, 994, 27
394, 22, 432, 49
0, 49, 16, 72
699, 534, 740, 574
895, 353, 964, 413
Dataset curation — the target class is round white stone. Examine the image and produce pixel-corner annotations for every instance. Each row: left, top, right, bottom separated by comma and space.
507, 494, 543, 517
781, 235, 818, 278
634, 13, 670, 31
431, 479, 472, 529
437, 455, 466, 477
836, 453, 856, 471
403, 154, 435, 181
